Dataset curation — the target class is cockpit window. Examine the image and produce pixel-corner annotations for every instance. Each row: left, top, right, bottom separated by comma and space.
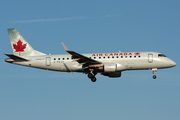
158, 54, 167, 57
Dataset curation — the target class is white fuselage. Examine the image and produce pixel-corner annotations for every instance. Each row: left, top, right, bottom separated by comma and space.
12, 52, 176, 73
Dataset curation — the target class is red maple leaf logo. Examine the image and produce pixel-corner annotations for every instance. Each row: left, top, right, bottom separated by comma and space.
135, 52, 140, 55
13, 40, 27, 52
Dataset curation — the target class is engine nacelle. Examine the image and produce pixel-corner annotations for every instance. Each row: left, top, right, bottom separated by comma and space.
91, 63, 126, 74
104, 63, 117, 72
101, 72, 121, 78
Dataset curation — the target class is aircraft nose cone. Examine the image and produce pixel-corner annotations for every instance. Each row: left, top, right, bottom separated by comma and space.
170, 60, 177, 67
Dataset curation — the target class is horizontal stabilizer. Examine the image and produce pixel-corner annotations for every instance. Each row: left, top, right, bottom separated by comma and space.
5, 54, 29, 62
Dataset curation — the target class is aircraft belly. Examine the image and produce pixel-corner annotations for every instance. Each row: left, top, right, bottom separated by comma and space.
57, 62, 81, 72
123, 59, 153, 70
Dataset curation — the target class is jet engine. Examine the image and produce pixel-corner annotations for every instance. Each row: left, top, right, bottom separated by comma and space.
104, 63, 117, 72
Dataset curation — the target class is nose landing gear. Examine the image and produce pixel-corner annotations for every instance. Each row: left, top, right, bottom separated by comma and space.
153, 75, 157, 79
152, 68, 157, 79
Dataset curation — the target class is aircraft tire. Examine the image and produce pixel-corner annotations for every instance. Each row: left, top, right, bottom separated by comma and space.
88, 73, 93, 79
153, 75, 157, 79
91, 77, 97, 82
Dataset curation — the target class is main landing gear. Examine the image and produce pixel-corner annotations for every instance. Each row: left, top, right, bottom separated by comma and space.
152, 68, 157, 79
88, 72, 97, 82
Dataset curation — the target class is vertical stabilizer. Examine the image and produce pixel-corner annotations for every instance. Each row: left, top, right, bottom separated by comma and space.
8, 29, 46, 56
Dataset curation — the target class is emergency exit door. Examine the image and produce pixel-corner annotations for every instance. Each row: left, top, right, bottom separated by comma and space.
46, 57, 51, 66
148, 54, 153, 63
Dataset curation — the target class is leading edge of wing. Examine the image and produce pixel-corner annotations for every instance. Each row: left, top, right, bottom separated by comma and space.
61, 42, 102, 65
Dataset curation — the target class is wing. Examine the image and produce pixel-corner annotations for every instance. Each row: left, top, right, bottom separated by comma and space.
61, 43, 102, 66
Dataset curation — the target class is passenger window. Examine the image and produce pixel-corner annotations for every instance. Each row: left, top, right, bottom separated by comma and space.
103, 57, 106, 59
125, 56, 127, 58
67, 58, 69, 60
130, 56, 132, 58
63, 58, 64, 60
94, 57, 96, 59
108, 56, 110, 59
58, 58, 60, 60
121, 56, 123, 58
116, 56, 118, 58
139, 56, 141, 58
99, 57, 101, 59
134, 56, 136, 58
54, 58, 56, 60
112, 56, 114, 58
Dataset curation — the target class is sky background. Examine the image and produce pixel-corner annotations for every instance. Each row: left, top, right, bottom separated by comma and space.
0, 0, 180, 120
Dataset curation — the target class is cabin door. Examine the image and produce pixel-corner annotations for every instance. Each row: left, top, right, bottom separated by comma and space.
148, 54, 153, 63
46, 57, 51, 66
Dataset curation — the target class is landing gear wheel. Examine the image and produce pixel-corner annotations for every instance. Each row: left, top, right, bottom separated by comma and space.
91, 77, 96, 82
87, 72, 97, 82
153, 75, 157, 79
88, 73, 93, 78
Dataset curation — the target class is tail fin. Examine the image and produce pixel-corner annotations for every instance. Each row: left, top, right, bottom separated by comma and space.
7, 28, 46, 56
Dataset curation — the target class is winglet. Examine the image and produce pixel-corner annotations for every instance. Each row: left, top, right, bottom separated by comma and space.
61, 42, 69, 51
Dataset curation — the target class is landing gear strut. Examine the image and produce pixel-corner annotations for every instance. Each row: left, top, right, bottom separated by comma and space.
152, 68, 157, 79
88, 72, 97, 82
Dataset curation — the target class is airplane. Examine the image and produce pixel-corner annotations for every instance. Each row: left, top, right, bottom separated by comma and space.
5, 29, 176, 82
